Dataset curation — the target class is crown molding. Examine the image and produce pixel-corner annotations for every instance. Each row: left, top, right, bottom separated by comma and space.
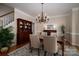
72, 7, 79, 11
49, 12, 71, 19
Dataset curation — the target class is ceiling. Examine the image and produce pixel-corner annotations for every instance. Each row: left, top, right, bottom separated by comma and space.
0, 4, 13, 16
4, 3, 79, 17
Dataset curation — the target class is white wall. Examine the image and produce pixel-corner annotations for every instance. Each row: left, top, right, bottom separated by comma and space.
50, 14, 72, 38
72, 8, 79, 46
14, 8, 35, 23
65, 13, 72, 44
34, 22, 44, 34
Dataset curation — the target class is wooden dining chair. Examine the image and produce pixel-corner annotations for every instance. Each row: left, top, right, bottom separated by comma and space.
43, 36, 58, 56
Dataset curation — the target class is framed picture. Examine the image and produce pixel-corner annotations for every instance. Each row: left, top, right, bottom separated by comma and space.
47, 25, 54, 30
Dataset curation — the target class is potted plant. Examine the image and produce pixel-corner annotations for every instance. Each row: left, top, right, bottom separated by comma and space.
60, 25, 65, 35
0, 26, 14, 55
60, 25, 65, 45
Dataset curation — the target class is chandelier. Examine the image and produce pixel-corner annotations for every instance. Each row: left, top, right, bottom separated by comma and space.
36, 3, 49, 23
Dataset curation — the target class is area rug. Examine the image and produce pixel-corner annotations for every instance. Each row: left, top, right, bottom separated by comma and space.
8, 44, 79, 56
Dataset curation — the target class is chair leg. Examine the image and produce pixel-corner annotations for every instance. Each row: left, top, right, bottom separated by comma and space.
53, 52, 58, 56
44, 51, 47, 56
38, 48, 40, 56
30, 47, 33, 53
53, 53, 56, 56
42, 44, 44, 50
29, 43, 31, 50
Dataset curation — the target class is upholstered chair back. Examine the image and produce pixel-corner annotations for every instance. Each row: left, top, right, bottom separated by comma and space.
43, 36, 58, 54
30, 34, 40, 48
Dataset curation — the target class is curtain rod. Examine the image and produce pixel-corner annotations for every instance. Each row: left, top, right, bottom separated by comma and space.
0, 11, 14, 17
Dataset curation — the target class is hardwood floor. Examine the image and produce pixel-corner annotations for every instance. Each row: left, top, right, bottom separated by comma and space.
0, 42, 29, 56
8, 42, 29, 53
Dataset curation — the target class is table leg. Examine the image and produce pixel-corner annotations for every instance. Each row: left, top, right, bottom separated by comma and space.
62, 36, 64, 56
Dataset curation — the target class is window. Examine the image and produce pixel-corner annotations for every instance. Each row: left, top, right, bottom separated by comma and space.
3, 12, 14, 26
